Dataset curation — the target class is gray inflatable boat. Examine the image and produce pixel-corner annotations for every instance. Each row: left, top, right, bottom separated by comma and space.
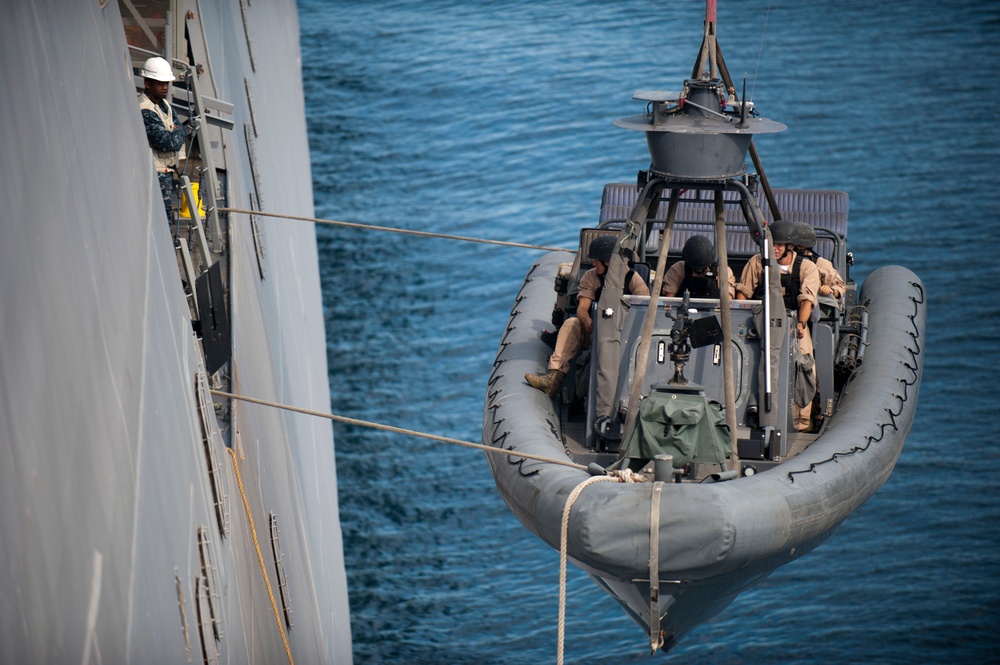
482, 6, 925, 655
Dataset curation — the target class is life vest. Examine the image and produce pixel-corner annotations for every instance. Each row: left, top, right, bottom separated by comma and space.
677, 264, 721, 299
801, 251, 817, 263
753, 253, 803, 311
138, 92, 185, 172
595, 268, 637, 303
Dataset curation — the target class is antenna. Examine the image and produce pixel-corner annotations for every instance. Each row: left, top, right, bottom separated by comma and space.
738, 74, 748, 128
751, 0, 773, 102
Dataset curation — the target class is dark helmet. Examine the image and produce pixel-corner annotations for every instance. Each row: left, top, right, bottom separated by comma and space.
588, 235, 617, 263
791, 222, 817, 249
681, 235, 715, 270
768, 219, 796, 244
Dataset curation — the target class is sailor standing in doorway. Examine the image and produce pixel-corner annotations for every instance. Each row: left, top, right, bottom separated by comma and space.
736, 220, 821, 431
138, 57, 191, 219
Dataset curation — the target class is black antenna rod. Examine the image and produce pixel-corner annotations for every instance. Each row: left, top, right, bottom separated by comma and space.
738, 74, 748, 128
714, 42, 783, 222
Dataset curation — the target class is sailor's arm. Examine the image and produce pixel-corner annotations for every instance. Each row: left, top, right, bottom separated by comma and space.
723, 265, 737, 299
796, 260, 821, 338
660, 262, 685, 297
577, 296, 594, 334
735, 254, 761, 300
141, 108, 186, 152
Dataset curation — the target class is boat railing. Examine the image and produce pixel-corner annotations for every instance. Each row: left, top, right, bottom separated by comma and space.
622, 294, 759, 310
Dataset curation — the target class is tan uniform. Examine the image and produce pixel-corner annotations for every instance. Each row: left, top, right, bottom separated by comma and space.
811, 254, 846, 304
659, 261, 737, 299
737, 252, 820, 430
548, 267, 649, 374
736, 252, 820, 310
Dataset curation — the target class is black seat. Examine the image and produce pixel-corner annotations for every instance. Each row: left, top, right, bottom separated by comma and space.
630, 261, 650, 287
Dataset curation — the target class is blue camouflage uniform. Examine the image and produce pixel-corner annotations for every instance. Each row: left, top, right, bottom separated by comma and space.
140, 94, 186, 218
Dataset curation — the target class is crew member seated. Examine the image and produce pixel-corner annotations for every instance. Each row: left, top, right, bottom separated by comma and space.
526, 235, 649, 396
660, 235, 736, 298
791, 221, 845, 315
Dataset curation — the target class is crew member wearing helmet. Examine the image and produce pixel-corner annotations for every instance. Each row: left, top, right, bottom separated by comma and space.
660, 234, 736, 299
736, 219, 820, 431
138, 56, 189, 218
525, 235, 649, 396
791, 221, 846, 309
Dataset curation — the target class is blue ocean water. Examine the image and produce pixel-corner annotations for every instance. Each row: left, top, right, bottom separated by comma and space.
300, 1, 1000, 662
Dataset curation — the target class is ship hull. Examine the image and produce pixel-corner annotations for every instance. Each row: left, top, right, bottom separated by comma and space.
1, 1, 351, 662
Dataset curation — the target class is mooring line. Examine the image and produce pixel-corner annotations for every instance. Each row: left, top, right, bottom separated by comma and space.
209, 389, 588, 472
226, 447, 295, 665
218, 207, 573, 253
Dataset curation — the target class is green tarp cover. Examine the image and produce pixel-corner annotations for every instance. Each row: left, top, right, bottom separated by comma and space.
619, 390, 731, 468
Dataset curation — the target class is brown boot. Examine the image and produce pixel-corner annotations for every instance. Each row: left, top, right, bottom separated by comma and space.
525, 369, 566, 397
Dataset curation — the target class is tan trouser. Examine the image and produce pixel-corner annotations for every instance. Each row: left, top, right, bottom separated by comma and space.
548, 317, 590, 374
792, 326, 816, 431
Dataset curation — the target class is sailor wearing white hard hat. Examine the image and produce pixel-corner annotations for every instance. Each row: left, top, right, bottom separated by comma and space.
138, 56, 192, 219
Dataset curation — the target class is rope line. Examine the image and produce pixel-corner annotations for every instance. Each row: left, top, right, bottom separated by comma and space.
557, 473, 638, 665
209, 389, 588, 472
218, 207, 572, 253
226, 447, 294, 665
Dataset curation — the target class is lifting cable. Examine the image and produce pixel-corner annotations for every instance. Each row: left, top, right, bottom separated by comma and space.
209, 389, 588, 472
217, 207, 573, 253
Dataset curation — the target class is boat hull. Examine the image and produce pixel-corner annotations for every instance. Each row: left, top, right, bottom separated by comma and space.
484, 251, 925, 649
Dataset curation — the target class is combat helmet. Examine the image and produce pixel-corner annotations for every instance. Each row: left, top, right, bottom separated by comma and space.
681, 235, 715, 270
768, 219, 796, 244
791, 222, 817, 249
588, 235, 617, 263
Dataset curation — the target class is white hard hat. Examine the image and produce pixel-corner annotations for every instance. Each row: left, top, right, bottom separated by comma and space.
141, 56, 175, 82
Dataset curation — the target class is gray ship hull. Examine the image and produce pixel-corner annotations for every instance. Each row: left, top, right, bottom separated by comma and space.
1, 1, 351, 662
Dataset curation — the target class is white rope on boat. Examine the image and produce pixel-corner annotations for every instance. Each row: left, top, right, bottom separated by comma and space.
557, 470, 644, 665
218, 207, 573, 253
209, 389, 589, 471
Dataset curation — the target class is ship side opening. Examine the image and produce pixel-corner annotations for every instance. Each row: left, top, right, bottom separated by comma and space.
121, 0, 240, 419
118, 1, 286, 656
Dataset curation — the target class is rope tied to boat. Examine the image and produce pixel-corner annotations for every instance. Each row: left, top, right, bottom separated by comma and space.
557, 470, 645, 665
209, 389, 589, 472
218, 207, 573, 253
